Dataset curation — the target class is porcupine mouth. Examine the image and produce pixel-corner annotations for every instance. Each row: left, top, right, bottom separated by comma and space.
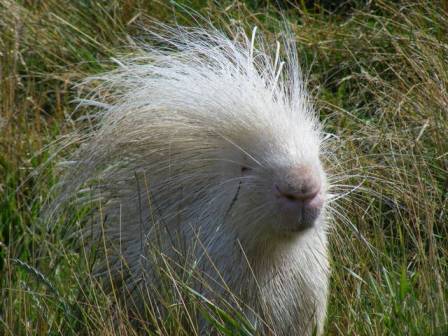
276, 193, 325, 233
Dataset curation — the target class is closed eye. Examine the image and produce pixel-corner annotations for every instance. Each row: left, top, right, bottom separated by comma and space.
241, 166, 251, 173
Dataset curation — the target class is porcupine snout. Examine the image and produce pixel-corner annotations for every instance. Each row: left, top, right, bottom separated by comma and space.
273, 164, 325, 231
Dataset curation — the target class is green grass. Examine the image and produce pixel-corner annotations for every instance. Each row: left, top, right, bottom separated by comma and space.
1, 0, 447, 334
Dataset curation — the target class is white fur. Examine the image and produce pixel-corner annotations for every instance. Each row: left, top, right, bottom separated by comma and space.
54, 24, 330, 335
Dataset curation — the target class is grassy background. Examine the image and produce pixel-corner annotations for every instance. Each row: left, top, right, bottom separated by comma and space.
1, 0, 447, 334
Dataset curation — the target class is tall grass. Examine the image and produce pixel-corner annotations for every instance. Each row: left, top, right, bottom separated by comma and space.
1, 0, 447, 335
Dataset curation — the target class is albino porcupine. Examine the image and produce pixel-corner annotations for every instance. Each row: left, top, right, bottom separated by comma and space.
51, 24, 331, 335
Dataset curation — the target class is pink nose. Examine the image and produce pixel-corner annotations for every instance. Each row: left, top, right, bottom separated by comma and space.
274, 165, 324, 231
275, 183, 320, 203
274, 165, 322, 206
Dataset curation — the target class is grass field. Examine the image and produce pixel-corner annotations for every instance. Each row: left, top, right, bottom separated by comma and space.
1, 0, 447, 335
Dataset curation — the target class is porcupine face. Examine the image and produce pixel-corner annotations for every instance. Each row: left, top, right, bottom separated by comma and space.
137, 80, 327, 246
147, 99, 327, 245
212, 111, 327, 241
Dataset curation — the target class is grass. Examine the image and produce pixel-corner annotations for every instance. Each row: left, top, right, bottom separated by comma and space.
1, 0, 447, 334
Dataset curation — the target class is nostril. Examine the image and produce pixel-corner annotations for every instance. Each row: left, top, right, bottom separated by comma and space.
275, 183, 320, 203
298, 188, 320, 202
285, 193, 298, 201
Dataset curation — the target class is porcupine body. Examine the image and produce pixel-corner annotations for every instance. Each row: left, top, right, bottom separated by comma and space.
53, 25, 331, 335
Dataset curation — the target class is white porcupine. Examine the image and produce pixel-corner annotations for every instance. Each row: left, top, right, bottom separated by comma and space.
53, 24, 331, 335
